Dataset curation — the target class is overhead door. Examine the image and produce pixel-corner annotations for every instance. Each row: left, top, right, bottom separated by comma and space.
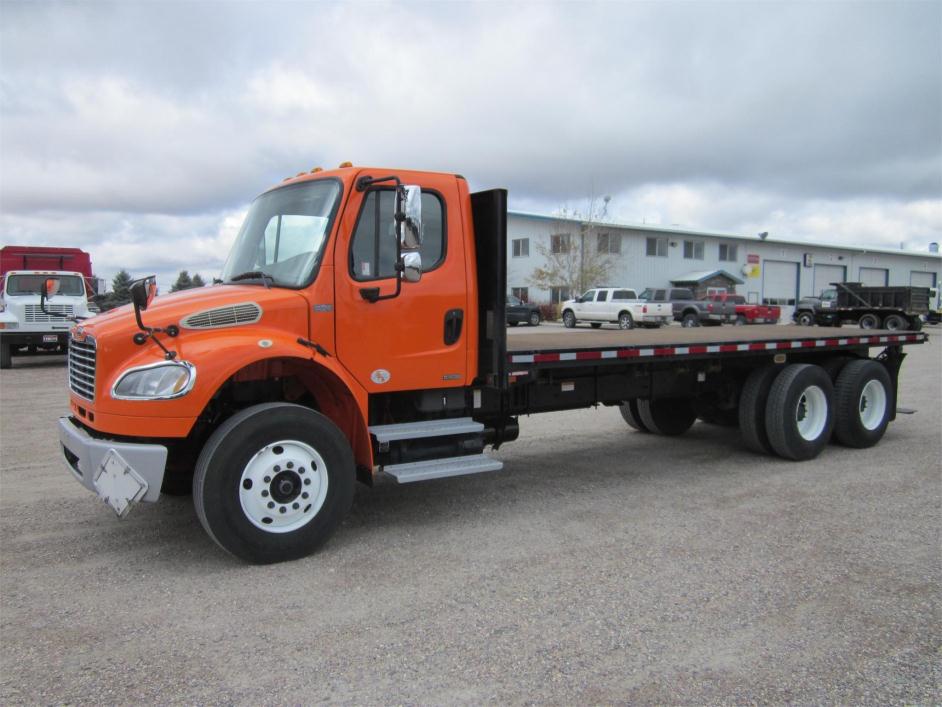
762, 260, 799, 305
859, 267, 888, 286
910, 271, 936, 288
813, 264, 845, 295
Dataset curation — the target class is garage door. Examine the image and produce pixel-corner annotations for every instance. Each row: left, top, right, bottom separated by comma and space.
858, 267, 888, 286
813, 264, 845, 295
910, 271, 936, 288
762, 260, 799, 305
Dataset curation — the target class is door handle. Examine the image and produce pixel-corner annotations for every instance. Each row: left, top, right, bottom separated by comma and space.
444, 309, 463, 345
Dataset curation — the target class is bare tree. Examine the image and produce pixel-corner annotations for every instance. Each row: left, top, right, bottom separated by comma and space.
527, 194, 615, 302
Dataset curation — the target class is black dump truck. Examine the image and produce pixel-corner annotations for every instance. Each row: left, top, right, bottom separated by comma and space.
794, 282, 929, 331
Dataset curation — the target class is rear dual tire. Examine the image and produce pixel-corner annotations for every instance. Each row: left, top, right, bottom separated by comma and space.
833, 360, 892, 448
619, 398, 697, 435
765, 364, 835, 461
0, 343, 11, 370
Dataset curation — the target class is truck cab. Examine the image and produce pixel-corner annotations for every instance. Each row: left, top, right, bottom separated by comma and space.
0, 270, 92, 368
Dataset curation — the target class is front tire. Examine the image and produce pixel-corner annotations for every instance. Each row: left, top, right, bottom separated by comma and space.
833, 360, 892, 448
193, 403, 355, 564
529, 311, 541, 326
795, 311, 815, 327
562, 310, 576, 328
765, 364, 834, 461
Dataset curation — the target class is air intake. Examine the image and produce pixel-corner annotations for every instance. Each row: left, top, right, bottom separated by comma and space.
180, 303, 262, 330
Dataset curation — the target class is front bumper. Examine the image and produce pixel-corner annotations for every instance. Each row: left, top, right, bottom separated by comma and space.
0, 330, 70, 347
58, 416, 168, 503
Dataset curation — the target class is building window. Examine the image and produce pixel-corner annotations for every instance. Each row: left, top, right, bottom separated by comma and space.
511, 287, 529, 302
597, 232, 621, 255
512, 238, 529, 257
646, 237, 667, 257
683, 240, 704, 260
550, 233, 571, 254
718, 243, 738, 262
550, 286, 571, 304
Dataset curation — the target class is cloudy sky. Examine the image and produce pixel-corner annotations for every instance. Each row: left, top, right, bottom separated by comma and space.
2, 0, 940, 291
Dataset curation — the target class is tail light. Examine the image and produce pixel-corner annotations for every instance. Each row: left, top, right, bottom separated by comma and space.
642, 305, 648, 313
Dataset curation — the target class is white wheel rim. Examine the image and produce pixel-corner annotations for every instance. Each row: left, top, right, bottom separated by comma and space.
795, 385, 828, 441
620, 315, 630, 329
239, 439, 329, 533
858, 379, 887, 431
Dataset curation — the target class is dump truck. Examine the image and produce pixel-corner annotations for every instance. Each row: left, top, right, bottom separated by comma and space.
0, 246, 100, 369
52, 165, 927, 563
794, 282, 929, 330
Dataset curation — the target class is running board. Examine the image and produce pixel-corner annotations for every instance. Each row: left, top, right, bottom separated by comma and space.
382, 453, 503, 483
369, 417, 483, 443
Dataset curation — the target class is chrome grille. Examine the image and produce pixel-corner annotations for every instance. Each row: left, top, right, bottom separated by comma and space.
69, 335, 96, 401
181, 302, 262, 329
25, 304, 74, 323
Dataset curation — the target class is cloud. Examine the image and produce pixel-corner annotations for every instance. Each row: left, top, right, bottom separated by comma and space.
1, 0, 939, 281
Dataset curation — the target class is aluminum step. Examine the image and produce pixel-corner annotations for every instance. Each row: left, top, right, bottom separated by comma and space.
382, 453, 503, 483
369, 417, 483, 443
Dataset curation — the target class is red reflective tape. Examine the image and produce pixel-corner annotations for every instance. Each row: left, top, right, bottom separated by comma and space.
801, 340, 816, 347
825, 339, 839, 346
654, 347, 675, 356
689, 345, 708, 354
719, 344, 738, 352
846, 337, 860, 345
533, 353, 559, 363
748, 343, 765, 351
618, 348, 641, 358
576, 350, 602, 360
777, 341, 791, 349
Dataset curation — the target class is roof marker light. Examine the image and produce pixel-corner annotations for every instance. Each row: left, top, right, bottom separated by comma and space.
310, 167, 323, 173
338, 161, 353, 168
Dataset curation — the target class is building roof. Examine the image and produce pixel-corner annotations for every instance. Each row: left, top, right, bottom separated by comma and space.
508, 210, 942, 261
670, 270, 744, 285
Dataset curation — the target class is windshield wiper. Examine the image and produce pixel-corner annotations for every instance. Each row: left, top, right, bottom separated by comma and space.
227, 271, 274, 288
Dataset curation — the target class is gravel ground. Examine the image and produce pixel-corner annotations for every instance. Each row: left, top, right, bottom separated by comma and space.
1, 332, 939, 704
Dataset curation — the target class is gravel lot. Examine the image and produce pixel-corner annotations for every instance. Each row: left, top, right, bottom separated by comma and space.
1, 330, 939, 704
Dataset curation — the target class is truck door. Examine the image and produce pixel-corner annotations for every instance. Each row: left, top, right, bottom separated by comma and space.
333, 173, 468, 394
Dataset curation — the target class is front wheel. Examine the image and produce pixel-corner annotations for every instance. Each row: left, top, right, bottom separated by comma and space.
193, 403, 355, 564
795, 311, 815, 327
618, 311, 634, 330
529, 311, 541, 326
858, 313, 880, 329
562, 310, 576, 328
681, 313, 699, 328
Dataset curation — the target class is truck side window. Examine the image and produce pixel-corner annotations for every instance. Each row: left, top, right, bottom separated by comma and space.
350, 189, 445, 281
597, 290, 609, 302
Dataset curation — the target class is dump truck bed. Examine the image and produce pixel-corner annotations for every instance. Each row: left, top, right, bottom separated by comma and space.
506, 324, 926, 367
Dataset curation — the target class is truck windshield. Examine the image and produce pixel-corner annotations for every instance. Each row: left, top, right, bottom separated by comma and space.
221, 180, 342, 288
6, 274, 85, 296
821, 289, 837, 300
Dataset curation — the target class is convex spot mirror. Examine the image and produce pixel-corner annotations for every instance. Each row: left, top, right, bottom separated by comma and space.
400, 185, 423, 250
402, 251, 422, 283
130, 276, 158, 311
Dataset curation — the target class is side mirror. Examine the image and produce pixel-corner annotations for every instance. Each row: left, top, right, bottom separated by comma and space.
42, 278, 61, 299
130, 276, 158, 311
402, 251, 422, 283
400, 185, 423, 249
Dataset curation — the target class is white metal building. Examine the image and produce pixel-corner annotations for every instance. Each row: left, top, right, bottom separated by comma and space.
506, 211, 941, 316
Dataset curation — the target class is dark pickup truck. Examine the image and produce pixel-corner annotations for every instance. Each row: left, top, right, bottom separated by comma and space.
640, 287, 736, 327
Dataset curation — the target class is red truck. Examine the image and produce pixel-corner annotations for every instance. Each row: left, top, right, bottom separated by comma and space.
52, 165, 926, 563
705, 293, 781, 325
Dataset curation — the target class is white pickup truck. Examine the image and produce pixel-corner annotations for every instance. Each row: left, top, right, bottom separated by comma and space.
561, 287, 672, 329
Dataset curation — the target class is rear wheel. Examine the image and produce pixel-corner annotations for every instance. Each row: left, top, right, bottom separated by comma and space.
883, 314, 905, 331
0, 343, 11, 370
636, 398, 697, 436
193, 403, 355, 564
529, 311, 541, 326
909, 317, 923, 332
734, 315, 747, 326
765, 364, 834, 461
858, 313, 880, 329
618, 311, 634, 330
833, 360, 892, 448
739, 366, 779, 454
562, 310, 576, 328
795, 311, 815, 327
619, 399, 649, 432
681, 313, 700, 328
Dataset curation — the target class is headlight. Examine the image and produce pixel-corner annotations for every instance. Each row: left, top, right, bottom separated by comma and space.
112, 361, 196, 400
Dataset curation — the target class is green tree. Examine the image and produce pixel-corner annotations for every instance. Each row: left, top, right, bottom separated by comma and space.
111, 269, 133, 303
171, 270, 193, 292
527, 194, 615, 302
191, 273, 206, 288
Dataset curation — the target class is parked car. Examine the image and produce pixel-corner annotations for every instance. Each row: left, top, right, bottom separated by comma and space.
506, 294, 541, 326
704, 293, 780, 325
639, 287, 734, 327
561, 287, 672, 329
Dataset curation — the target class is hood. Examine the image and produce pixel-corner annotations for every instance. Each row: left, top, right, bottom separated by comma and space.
77, 284, 308, 340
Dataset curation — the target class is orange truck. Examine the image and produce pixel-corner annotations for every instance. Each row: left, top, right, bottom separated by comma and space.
51, 165, 927, 563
